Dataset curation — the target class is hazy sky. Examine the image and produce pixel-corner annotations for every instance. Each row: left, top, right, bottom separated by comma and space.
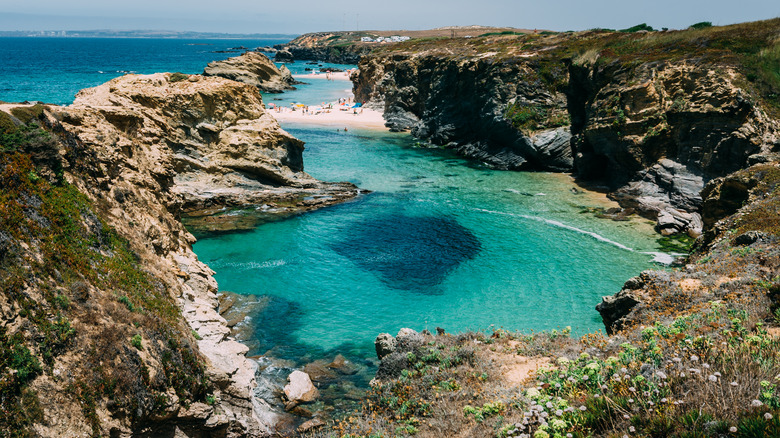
1, 0, 778, 34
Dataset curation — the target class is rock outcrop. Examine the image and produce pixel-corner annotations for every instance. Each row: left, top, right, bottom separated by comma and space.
0, 72, 359, 437
597, 162, 780, 335
354, 52, 573, 171
62, 73, 358, 214
274, 32, 374, 64
204, 52, 298, 93
570, 61, 779, 231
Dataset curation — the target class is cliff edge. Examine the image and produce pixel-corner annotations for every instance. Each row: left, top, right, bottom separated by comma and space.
0, 72, 358, 436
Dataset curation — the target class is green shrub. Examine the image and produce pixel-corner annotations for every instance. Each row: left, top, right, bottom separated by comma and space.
620, 23, 655, 33
10, 104, 45, 125
131, 334, 143, 350
118, 295, 135, 312
690, 21, 713, 30
169, 72, 189, 83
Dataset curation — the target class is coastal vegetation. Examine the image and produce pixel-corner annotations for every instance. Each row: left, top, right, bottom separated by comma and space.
0, 108, 212, 435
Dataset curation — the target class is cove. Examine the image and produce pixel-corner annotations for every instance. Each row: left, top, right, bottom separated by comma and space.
192, 123, 665, 362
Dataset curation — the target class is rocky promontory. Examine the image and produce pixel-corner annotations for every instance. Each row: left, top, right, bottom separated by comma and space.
203, 51, 299, 93
0, 72, 359, 436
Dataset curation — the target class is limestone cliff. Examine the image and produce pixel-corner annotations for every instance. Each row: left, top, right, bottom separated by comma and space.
203, 52, 299, 93
0, 73, 358, 437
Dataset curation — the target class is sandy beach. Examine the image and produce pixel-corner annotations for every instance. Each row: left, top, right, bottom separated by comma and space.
270, 106, 387, 129
294, 71, 354, 81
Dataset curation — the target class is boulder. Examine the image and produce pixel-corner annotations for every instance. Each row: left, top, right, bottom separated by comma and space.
395, 328, 424, 351
302, 361, 337, 383
275, 50, 294, 62
327, 354, 358, 375
596, 290, 643, 335
283, 370, 319, 405
374, 333, 396, 359
656, 207, 702, 237
530, 126, 573, 170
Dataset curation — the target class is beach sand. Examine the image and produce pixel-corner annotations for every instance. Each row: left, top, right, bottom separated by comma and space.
270, 107, 387, 130
294, 72, 353, 81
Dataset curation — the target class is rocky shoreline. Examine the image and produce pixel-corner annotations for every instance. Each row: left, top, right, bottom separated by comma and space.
0, 71, 360, 436
352, 24, 780, 238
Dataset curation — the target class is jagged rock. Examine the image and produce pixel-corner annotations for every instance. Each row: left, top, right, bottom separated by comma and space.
376, 352, 409, 379
531, 127, 574, 169
687, 213, 704, 238
657, 207, 693, 236
283, 371, 319, 405
297, 417, 325, 433
204, 51, 298, 93
275, 49, 294, 62
596, 290, 643, 335
612, 159, 705, 218
395, 328, 424, 351
374, 333, 396, 359
354, 53, 573, 171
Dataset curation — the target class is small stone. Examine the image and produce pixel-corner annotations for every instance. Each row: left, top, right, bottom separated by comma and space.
283, 371, 319, 405
297, 417, 325, 433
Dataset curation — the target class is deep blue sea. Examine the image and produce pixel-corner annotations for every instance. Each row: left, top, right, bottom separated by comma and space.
1, 38, 666, 370
0, 37, 352, 105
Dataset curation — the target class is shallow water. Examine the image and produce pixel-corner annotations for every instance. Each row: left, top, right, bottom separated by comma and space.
194, 125, 664, 362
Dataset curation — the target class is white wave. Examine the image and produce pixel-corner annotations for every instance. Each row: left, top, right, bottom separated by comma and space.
214, 259, 288, 270
475, 208, 634, 251
535, 193, 547, 196
477, 208, 688, 265
503, 188, 522, 194
641, 251, 684, 265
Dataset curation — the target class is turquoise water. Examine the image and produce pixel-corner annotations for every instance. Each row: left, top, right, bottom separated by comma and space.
0, 37, 665, 366
194, 124, 664, 361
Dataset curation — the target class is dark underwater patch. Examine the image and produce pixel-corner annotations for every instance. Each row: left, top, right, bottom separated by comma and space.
332, 214, 480, 291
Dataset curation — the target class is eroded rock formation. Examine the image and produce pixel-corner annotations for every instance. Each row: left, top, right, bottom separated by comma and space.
354, 54, 573, 171
204, 51, 298, 93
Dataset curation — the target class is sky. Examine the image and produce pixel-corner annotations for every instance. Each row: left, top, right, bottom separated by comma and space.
0, 0, 778, 35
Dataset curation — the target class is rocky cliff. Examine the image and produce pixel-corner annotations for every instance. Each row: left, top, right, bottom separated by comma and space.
354, 20, 780, 234
0, 73, 358, 437
274, 32, 373, 64
354, 51, 573, 171
203, 52, 299, 93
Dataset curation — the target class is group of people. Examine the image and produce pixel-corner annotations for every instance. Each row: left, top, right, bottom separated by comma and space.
266, 98, 364, 116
